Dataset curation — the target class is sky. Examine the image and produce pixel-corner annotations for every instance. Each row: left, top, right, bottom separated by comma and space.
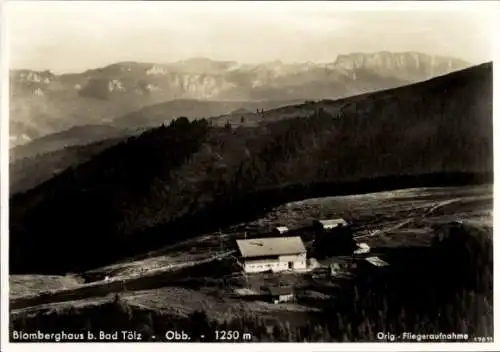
5, 1, 498, 74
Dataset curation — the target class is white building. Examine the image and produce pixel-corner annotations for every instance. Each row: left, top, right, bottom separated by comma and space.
267, 286, 295, 304
353, 242, 371, 255
236, 236, 307, 273
365, 256, 389, 267
272, 226, 289, 235
313, 219, 348, 231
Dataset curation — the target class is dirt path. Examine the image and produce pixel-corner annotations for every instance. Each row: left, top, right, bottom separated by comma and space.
353, 195, 488, 240
10, 251, 235, 311
354, 218, 414, 240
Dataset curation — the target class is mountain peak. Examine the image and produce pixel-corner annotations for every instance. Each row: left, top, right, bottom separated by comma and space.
333, 51, 470, 80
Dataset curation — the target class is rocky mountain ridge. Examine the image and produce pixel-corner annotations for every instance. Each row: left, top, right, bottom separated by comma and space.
9, 51, 471, 145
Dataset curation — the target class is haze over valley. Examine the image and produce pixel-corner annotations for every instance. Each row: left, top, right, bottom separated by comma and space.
10, 52, 471, 147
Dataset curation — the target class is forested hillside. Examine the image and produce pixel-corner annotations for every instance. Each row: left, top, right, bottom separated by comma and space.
10, 63, 493, 274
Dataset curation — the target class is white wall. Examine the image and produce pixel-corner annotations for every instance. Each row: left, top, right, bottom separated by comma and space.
243, 253, 307, 273
323, 224, 342, 230
274, 293, 294, 304
280, 253, 306, 270
244, 260, 287, 273
292, 260, 307, 270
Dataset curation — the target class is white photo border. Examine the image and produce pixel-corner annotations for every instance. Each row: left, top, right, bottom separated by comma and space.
1, 1, 499, 351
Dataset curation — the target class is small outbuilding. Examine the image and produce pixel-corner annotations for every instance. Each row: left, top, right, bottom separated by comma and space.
266, 286, 295, 304
358, 256, 390, 276
365, 256, 389, 267
353, 242, 371, 255
313, 219, 348, 231
312, 218, 356, 257
272, 226, 290, 235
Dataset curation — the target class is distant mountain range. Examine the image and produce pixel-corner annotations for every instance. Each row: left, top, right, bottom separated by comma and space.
10, 62, 492, 273
10, 99, 304, 163
10, 52, 471, 146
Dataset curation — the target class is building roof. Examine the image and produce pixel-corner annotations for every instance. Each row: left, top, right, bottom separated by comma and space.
273, 226, 289, 233
365, 256, 389, 267
236, 236, 306, 258
314, 219, 348, 228
267, 286, 294, 296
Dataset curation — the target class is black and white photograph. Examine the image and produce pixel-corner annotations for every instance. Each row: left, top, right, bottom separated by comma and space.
1, 0, 498, 348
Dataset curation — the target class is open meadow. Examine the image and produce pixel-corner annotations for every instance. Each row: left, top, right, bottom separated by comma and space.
10, 184, 493, 341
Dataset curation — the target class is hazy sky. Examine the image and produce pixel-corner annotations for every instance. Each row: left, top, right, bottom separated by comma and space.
5, 1, 498, 73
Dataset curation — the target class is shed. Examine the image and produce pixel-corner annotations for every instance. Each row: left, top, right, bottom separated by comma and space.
313, 219, 349, 231
272, 226, 289, 235
267, 286, 295, 304
357, 256, 390, 278
353, 242, 371, 255
312, 219, 356, 257
365, 256, 389, 267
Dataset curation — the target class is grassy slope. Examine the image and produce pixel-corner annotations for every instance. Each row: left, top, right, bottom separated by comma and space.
9, 185, 491, 307
10, 221, 493, 342
9, 63, 493, 274
10, 275, 84, 300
